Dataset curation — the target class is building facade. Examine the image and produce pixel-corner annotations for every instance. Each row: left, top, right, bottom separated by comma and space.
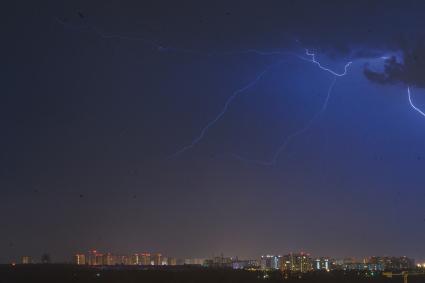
260, 255, 281, 270
313, 257, 330, 271
74, 254, 86, 265
280, 253, 312, 273
21, 256, 32, 264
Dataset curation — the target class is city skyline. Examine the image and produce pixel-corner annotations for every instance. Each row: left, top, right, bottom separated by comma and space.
12, 250, 424, 275
7, 249, 424, 267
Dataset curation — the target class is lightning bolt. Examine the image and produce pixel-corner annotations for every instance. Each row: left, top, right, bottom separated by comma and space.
232, 77, 337, 166
268, 77, 337, 164
57, 19, 353, 160
170, 60, 286, 158
230, 49, 353, 165
304, 49, 352, 77
407, 87, 425, 117
172, 50, 352, 157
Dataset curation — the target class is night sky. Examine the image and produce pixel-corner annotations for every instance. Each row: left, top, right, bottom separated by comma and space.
3, 1, 425, 263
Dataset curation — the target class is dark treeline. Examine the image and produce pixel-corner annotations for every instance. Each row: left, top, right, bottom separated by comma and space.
0, 265, 423, 283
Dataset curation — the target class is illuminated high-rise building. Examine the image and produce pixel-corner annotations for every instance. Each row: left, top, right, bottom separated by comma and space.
95, 253, 104, 265
313, 257, 330, 271
151, 253, 162, 265
74, 254, 86, 265
119, 255, 131, 265
102, 253, 114, 266
261, 255, 280, 270
281, 253, 312, 273
139, 253, 151, 265
88, 250, 103, 266
131, 254, 140, 265
21, 256, 32, 264
88, 250, 95, 265
168, 257, 177, 266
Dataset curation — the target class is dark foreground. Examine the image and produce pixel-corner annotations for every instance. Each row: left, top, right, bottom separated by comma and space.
0, 265, 424, 283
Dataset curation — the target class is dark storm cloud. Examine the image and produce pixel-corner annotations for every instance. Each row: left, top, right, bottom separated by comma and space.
364, 39, 425, 88
364, 56, 405, 84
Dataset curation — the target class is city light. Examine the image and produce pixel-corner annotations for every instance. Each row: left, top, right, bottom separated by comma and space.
65, 250, 419, 274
